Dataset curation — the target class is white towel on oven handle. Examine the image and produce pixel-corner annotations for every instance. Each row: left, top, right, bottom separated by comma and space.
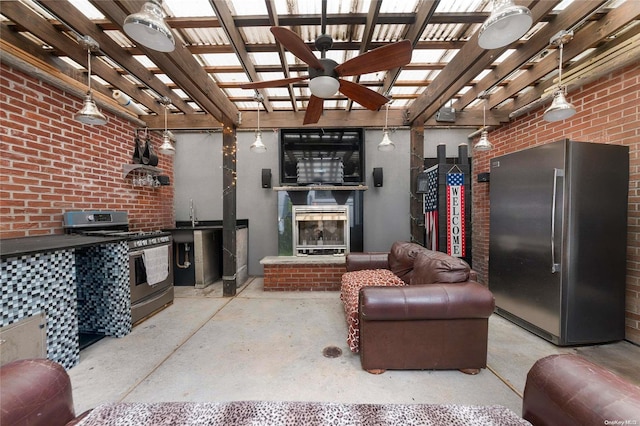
142, 246, 169, 286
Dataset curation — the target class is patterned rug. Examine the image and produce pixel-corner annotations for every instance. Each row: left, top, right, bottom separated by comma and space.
75, 400, 531, 425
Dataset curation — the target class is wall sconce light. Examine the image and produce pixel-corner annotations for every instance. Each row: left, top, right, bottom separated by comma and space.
544, 30, 576, 122
123, 0, 175, 53
378, 102, 395, 152
478, 0, 532, 50
159, 97, 175, 155
250, 93, 266, 153
474, 95, 493, 151
75, 36, 107, 125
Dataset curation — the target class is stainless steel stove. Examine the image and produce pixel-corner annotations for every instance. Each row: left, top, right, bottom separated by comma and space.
63, 211, 174, 326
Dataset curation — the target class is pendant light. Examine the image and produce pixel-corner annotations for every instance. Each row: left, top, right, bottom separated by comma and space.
474, 96, 493, 151
123, 0, 175, 53
544, 30, 576, 122
478, 0, 532, 50
75, 36, 107, 125
159, 98, 175, 155
378, 102, 395, 152
250, 93, 266, 153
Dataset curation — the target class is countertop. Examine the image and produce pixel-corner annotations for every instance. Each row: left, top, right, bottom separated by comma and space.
0, 234, 127, 259
168, 219, 248, 231
260, 255, 346, 265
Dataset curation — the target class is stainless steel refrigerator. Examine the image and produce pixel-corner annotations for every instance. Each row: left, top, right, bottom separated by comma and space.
489, 139, 628, 345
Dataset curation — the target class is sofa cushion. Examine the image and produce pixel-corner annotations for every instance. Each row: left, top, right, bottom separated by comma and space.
340, 269, 405, 352
388, 241, 424, 284
410, 250, 470, 284
359, 282, 495, 321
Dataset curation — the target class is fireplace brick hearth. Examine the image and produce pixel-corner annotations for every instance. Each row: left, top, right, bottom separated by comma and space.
260, 256, 346, 291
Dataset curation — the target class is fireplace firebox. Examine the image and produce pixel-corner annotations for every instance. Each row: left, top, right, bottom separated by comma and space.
292, 206, 349, 256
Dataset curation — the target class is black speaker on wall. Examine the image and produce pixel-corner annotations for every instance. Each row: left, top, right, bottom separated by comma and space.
373, 167, 383, 187
261, 168, 272, 188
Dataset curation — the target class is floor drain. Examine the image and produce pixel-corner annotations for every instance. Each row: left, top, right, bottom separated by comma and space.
322, 346, 342, 358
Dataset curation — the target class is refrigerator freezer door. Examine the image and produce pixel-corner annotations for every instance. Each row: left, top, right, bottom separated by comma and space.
489, 141, 566, 340
562, 142, 628, 343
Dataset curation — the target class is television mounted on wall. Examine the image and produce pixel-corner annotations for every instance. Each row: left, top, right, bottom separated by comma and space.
279, 128, 365, 186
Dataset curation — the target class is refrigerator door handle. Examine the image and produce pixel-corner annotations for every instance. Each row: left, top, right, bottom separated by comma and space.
551, 168, 564, 273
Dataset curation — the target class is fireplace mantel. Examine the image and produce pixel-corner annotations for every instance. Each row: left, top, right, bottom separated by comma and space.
273, 185, 368, 191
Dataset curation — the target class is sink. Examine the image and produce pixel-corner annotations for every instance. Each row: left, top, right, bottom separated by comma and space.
170, 228, 195, 243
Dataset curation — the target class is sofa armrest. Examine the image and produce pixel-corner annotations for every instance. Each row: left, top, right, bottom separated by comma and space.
359, 281, 495, 321
0, 358, 77, 426
346, 252, 390, 272
523, 354, 640, 426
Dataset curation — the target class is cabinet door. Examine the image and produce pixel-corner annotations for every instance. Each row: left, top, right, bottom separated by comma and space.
0, 312, 46, 366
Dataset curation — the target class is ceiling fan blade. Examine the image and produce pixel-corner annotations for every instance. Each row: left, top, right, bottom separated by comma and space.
238, 76, 308, 89
271, 27, 324, 70
338, 79, 389, 111
303, 95, 324, 125
335, 40, 412, 77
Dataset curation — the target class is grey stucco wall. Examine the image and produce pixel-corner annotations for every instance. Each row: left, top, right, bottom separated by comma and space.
173, 128, 471, 276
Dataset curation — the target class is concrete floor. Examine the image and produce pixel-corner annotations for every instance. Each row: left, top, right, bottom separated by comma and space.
68, 277, 640, 417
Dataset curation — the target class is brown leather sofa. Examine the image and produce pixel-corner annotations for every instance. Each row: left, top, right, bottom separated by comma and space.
344, 241, 495, 374
522, 353, 640, 425
4, 354, 638, 425
0, 358, 88, 426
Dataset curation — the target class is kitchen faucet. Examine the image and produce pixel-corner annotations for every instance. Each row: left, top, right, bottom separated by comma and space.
189, 199, 197, 227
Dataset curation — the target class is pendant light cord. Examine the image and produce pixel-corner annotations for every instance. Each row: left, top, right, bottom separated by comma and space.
257, 97, 260, 133
384, 103, 389, 130
558, 42, 564, 90
483, 98, 486, 129
164, 102, 168, 133
86, 48, 92, 94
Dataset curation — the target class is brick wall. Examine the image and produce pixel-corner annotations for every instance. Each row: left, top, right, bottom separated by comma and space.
0, 64, 174, 238
263, 264, 346, 291
471, 63, 640, 344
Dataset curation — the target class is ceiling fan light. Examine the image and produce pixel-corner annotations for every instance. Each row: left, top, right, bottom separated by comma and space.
251, 131, 267, 153
544, 89, 576, 122
478, 0, 532, 49
309, 76, 340, 99
75, 93, 107, 125
378, 129, 395, 152
123, 0, 175, 53
159, 131, 175, 155
474, 130, 493, 151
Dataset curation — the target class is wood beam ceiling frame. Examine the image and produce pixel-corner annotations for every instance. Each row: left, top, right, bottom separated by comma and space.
458, 0, 608, 121
498, 0, 640, 115
0, 1, 164, 116
35, 0, 193, 116
344, 0, 382, 112
209, 0, 272, 114
93, 0, 238, 125
85, 11, 557, 31
265, 0, 299, 112
451, 0, 604, 113
380, 0, 440, 99
405, 0, 544, 125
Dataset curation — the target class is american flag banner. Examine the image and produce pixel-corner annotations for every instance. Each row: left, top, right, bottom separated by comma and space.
446, 172, 465, 257
423, 165, 439, 251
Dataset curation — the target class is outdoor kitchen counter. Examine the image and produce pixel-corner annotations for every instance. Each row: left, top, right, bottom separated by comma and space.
1, 234, 130, 369
0, 234, 127, 259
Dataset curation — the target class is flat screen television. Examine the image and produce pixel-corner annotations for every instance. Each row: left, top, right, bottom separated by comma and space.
279, 128, 365, 185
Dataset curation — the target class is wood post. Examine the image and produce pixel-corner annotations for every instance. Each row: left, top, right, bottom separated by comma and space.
410, 120, 425, 245
222, 117, 237, 297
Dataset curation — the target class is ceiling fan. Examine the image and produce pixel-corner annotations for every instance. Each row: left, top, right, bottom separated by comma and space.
239, 26, 412, 125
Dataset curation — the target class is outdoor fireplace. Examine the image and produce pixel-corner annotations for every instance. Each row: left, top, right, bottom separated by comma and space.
292, 205, 349, 256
